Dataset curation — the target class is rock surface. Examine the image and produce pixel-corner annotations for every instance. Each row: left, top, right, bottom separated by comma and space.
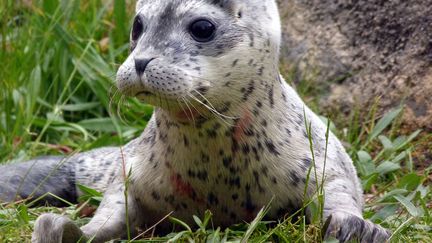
277, 0, 432, 132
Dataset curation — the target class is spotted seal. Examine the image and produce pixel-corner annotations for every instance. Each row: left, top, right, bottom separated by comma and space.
0, 0, 390, 242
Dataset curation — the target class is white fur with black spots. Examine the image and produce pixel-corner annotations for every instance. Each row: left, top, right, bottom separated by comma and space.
0, 1, 390, 242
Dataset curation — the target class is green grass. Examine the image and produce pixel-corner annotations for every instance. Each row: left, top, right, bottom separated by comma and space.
0, 1, 431, 242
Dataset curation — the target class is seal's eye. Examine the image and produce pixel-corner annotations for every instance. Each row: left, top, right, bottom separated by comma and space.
131, 17, 144, 41
189, 19, 216, 42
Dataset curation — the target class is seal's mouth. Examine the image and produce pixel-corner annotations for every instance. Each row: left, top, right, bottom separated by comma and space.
132, 89, 212, 123
135, 91, 154, 97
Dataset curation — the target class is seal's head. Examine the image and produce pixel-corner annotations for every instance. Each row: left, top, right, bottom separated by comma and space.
116, 0, 281, 119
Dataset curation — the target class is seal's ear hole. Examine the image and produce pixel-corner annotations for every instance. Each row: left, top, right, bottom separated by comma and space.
236, 10, 242, 18
231, 4, 245, 19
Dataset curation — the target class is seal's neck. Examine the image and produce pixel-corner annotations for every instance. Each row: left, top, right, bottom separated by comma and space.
152, 72, 292, 145
143, 74, 309, 181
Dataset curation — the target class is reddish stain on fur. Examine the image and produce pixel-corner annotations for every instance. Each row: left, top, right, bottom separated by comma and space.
170, 173, 204, 203
234, 110, 252, 143
171, 173, 193, 196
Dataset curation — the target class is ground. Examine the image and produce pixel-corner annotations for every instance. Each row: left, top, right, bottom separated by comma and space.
0, 1, 431, 242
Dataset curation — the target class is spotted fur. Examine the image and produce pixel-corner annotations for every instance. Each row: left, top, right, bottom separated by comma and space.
0, 0, 390, 242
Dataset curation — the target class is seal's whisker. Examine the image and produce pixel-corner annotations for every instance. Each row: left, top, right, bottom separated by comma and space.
181, 95, 211, 121
190, 89, 216, 109
108, 86, 118, 117
191, 89, 238, 120
187, 93, 236, 120
176, 98, 191, 123
187, 94, 233, 126
118, 95, 130, 125
188, 89, 237, 129
181, 97, 196, 127
108, 86, 132, 126
189, 96, 233, 130
115, 95, 124, 123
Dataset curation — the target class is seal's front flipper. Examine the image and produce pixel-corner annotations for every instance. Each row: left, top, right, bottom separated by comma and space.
324, 212, 390, 243
32, 180, 142, 243
322, 177, 390, 242
32, 213, 86, 243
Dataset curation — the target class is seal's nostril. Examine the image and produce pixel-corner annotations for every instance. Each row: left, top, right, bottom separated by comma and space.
135, 57, 155, 77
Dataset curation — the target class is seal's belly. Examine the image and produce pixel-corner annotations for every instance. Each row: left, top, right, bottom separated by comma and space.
132, 171, 302, 227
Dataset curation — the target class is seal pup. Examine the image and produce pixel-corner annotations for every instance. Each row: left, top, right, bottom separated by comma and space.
0, 0, 390, 242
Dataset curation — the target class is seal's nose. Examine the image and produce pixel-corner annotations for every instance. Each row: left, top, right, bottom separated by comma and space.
135, 57, 155, 77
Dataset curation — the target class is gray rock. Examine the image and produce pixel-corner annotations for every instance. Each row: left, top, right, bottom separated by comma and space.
278, 0, 432, 131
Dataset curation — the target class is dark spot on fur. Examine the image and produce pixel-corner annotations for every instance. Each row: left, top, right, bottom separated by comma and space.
242, 80, 255, 101
223, 157, 232, 168
94, 174, 104, 182
290, 171, 300, 186
258, 66, 265, 76
201, 152, 210, 163
229, 176, 241, 188
151, 191, 161, 201
219, 102, 231, 113
268, 86, 274, 108
261, 166, 269, 176
188, 169, 196, 178
207, 192, 219, 205
197, 170, 208, 181
231, 139, 239, 153
232, 59, 239, 67
244, 127, 255, 136
282, 93, 287, 102
197, 86, 208, 95
303, 158, 312, 169
221, 205, 229, 214
265, 140, 280, 156
256, 101, 263, 108
253, 170, 265, 193
243, 193, 256, 213
242, 144, 251, 154
183, 135, 189, 147
206, 128, 218, 138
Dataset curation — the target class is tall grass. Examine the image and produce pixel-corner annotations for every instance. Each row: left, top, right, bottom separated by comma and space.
0, 0, 151, 163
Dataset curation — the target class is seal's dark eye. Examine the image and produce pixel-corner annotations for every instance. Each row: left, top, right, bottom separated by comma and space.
189, 19, 216, 42
131, 17, 144, 41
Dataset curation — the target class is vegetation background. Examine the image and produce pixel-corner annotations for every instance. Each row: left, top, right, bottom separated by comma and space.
0, 0, 430, 242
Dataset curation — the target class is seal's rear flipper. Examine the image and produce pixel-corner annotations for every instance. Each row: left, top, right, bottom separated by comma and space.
0, 156, 77, 206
